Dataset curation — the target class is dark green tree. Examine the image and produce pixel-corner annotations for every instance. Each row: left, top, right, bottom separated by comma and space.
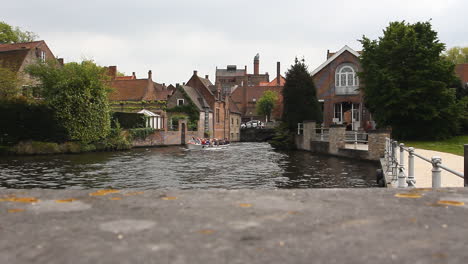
282, 58, 322, 131
26, 60, 112, 143
359, 21, 460, 140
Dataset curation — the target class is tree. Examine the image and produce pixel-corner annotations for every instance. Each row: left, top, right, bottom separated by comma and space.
444, 46, 468, 64
26, 60, 112, 143
0, 66, 20, 98
359, 21, 461, 140
0, 21, 38, 43
0, 22, 18, 43
256, 90, 279, 122
282, 58, 322, 131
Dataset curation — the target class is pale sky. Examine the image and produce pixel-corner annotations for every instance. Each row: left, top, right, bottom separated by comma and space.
2, 0, 467, 84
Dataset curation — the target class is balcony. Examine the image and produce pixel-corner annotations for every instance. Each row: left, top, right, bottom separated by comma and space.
335, 86, 359, 95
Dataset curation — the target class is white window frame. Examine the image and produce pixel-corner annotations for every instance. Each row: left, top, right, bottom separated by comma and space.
177, 99, 184, 106
41, 51, 46, 62
335, 65, 359, 87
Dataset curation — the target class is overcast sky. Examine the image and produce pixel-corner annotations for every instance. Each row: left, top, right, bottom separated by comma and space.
2, 0, 467, 84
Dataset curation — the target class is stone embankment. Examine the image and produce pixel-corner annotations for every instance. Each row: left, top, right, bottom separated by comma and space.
240, 128, 275, 142
2, 188, 468, 263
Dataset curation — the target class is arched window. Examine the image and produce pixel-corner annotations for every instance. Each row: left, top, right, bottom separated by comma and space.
335, 65, 359, 87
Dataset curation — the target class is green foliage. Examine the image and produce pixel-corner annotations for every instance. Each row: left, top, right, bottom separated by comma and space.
282, 58, 322, 131
0, 97, 68, 145
0, 66, 19, 98
458, 96, 468, 134
0, 21, 38, 43
95, 123, 132, 151
268, 122, 296, 150
167, 86, 199, 131
26, 60, 112, 143
112, 112, 146, 129
0, 21, 18, 43
128, 128, 156, 140
256, 90, 279, 121
359, 21, 461, 140
444, 46, 468, 64
403, 135, 468, 156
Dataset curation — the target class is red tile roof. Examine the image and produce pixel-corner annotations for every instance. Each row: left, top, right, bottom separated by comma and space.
109, 79, 169, 101
0, 41, 44, 52
115, 76, 136, 80
455, 64, 468, 84
259, 76, 286, 87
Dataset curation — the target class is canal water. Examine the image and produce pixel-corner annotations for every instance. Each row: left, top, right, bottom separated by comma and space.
0, 143, 379, 189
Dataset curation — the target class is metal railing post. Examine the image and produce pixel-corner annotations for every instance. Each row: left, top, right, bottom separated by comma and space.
354, 131, 358, 149
397, 143, 407, 188
392, 141, 398, 181
321, 128, 324, 141
407, 147, 415, 185
431, 156, 442, 188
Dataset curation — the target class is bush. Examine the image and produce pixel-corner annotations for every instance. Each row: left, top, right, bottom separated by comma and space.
0, 97, 68, 145
128, 128, 155, 140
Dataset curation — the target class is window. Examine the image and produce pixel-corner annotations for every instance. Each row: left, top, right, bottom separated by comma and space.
334, 103, 342, 123
40, 51, 46, 62
216, 108, 220, 123
231, 118, 234, 124
177, 99, 184, 106
335, 65, 358, 87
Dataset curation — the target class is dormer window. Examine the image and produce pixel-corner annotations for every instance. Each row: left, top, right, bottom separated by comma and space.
177, 99, 184, 106
335, 65, 358, 87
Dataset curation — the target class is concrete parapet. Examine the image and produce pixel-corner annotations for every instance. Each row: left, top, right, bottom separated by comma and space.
302, 121, 316, 150
368, 129, 391, 161
328, 125, 346, 155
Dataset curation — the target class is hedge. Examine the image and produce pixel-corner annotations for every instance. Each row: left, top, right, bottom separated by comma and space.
112, 112, 146, 129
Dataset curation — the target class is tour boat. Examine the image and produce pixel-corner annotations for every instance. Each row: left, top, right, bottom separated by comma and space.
186, 143, 230, 150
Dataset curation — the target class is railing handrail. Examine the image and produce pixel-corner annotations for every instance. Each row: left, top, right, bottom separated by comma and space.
384, 137, 464, 188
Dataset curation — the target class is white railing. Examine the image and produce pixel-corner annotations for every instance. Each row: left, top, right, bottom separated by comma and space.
384, 138, 464, 188
315, 128, 329, 141
345, 131, 368, 149
297, 123, 303, 135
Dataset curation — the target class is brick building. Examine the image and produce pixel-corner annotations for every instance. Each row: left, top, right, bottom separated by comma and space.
166, 84, 213, 138
311, 45, 371, 131
185, 71, 241, 141
228, 55, 285, 122
0, 40, 62, 95
455, 64, 468, 85
107, 66, 172, 128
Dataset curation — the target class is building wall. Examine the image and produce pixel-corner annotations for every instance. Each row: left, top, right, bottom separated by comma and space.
18, 43, 57, 87
313, 50, 370, 128
230, 113, 242, 141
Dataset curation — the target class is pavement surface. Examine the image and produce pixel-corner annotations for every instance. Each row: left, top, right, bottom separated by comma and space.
2, 188, 468, 264
412, 149, 464, 188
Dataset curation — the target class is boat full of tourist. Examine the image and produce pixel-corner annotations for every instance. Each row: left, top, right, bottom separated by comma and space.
186, 137, 230, 150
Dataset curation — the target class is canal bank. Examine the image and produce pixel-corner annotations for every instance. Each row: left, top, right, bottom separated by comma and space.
1, 188, 468, 263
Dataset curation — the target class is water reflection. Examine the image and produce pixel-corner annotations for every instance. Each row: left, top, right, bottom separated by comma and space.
0, 143, 379, 189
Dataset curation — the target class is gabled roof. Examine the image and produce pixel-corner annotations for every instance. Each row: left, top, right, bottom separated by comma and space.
228, 97, 241, 114
180, 85, 211, 111
198, 76, 213, 89
259, 76, 286, 87
138, 109, 160, 117
109, 79, 169, 101
0, 41, 44, 52
310, 45, 360, 76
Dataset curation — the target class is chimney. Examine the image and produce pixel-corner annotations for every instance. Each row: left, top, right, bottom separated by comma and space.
327, 49, 330, 59
244, 65, 247, 71
148, 70, 152, 80
276, 62, 281, 85
132, 72, 136, 79
57, 58, 64, 66
193, 70, 198, 76
254, 53, 260, 75
108, 66, 117, 80
183, 82, 186, 86
176, 83, 180, 88
205, 75, 209, 80
217, 82, 222, 100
